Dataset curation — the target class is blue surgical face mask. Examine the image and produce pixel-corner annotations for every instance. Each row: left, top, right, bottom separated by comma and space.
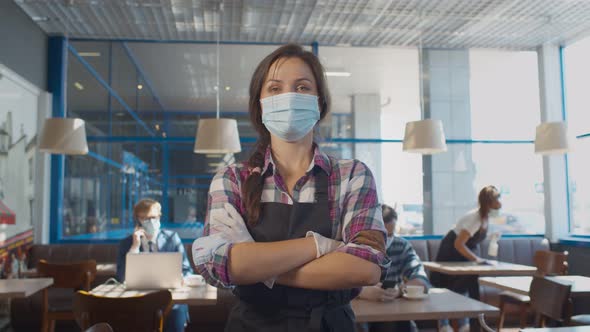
141, 218, 161, 236
260, 92, 320, 142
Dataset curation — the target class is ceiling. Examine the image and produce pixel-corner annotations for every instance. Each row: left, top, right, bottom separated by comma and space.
15, 0, 590, 50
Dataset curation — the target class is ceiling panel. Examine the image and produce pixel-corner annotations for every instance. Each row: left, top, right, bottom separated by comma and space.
15, 0, 590, 50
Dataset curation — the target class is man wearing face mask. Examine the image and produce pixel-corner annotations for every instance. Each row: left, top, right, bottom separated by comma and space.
358, 204, 429, 332
116, 198, 193, 332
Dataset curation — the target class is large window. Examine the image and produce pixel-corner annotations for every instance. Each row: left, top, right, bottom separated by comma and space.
59, 42, 546, 242
470, 50, 544, 235
320, 47, 424, 235
564, 37, 590, 235
430, 49, 544, 235
61, 41, 281, 241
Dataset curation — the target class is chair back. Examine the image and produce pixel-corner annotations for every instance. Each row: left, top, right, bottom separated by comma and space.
529, 276, 572, 327
73, 290, 173, 332
534, 250, 568, 276
37, 259, 97, 290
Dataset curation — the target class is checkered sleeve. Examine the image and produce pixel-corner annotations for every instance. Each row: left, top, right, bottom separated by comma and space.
335, 160, 390, 269
399, 240, 430, 285
193, 166, 244, 288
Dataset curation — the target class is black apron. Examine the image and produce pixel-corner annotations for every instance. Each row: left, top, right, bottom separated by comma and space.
430, 218, 488, 299
225, 168, 356, 332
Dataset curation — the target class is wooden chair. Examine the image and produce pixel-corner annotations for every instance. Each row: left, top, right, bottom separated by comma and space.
37, 259, 97, 332
73, 290, 173, 332
497, 250, 568, 330
533, 250, 569, 275
529, 276, 572, 327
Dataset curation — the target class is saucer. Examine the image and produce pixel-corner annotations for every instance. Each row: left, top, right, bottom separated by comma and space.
403, 293, 428, 300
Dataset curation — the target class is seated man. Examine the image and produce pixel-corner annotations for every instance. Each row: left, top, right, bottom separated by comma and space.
116, 198, 193, 332
358, 204, 430, 332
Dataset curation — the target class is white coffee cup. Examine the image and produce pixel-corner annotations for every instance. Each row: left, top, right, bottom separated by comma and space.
184, 274, 205, 287
403, 285, 425, 297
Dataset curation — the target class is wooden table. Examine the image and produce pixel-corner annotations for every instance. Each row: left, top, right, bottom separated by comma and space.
21, 263, 117, 278
479, 275, 590, 298
90, 283, 217, 306
351, 288, 498, 323
520, 327, 590, 332
0, 278, 54, 299
423, 261, 537, 276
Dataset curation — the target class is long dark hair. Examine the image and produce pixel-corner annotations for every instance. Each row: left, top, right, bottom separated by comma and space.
241, 44, 331, 226
478, 185, 499, 219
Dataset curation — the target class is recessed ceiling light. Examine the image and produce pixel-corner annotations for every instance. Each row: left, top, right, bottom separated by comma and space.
74, 82, 84, 90
137, 84, 143, 90
326, 71, 351, 77
225, 86, 231, 91
32, 16, 49, 22
116, 112, 125, 117
154, 124, 160, 131
78, 52, 101, 57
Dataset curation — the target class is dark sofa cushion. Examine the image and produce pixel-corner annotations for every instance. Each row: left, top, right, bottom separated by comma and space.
408, 239, 430, 261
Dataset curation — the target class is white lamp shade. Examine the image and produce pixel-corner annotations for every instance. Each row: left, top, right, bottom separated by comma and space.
403, 119, 447, 154
194, 118, 241, 154
535, 121, 569, 155
39, 118, 88, 155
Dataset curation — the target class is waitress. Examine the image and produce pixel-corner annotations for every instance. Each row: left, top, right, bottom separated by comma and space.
432, 185, 501, 332
192, 44, 389, 332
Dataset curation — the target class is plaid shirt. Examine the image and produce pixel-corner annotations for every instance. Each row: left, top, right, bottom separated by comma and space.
382, 237, 429, 285
195, 146, 390, 288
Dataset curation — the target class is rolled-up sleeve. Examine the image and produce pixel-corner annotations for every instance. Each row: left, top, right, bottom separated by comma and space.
193, 167, 243, 288
335, 161, 390, 270
399, 240, 430, 285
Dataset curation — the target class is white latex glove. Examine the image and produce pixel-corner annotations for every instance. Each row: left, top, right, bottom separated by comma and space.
360, 284, 400, 302
306, 231, 345, 258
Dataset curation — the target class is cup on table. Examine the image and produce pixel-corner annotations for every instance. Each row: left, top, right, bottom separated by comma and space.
403, 285, 425, 297
184, 274, 205, 287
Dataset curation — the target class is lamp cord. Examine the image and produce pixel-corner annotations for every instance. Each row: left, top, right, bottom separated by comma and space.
63, 0, 72, 118
418, 11, 425, 120
215, 3, 222, 120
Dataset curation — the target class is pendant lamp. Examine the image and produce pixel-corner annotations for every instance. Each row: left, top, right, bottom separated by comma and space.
39, 118, 88, 155
194, 4, 241, 154
534, 121, 569, 155
38, 13, 88, 155
402, 13, 447, 154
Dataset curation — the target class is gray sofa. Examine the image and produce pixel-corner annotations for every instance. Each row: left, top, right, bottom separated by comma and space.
10, 237, 550, 331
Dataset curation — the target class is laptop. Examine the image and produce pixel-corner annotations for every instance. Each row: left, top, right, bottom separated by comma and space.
125, 252, 182, 289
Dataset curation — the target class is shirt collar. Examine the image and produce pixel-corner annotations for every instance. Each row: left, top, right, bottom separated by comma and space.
140, 230, 160, 245
261, 144, 331, 176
